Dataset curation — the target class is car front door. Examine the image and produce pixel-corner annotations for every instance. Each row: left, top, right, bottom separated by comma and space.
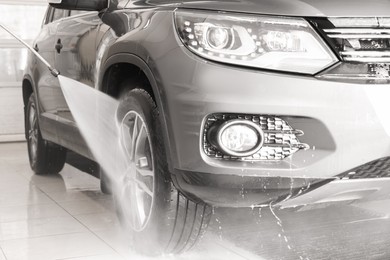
34, 7, 68, 145
52, 10, 103, 158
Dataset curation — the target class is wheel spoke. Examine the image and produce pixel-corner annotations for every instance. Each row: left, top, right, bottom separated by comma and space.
136, 168, 153, 177
129, 182, 141, 228
32, 116, 37, 129
134, 178, 153, 197
134, 125, 146, 161
131, 116, 139, 155
135, 185, 147, 225
123, 171, 153, 197
29, 107, 35, 126
121, 123, 132, 158
28, 130, 34, 140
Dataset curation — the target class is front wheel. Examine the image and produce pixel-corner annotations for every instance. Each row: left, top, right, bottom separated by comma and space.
114, 89, 211, 255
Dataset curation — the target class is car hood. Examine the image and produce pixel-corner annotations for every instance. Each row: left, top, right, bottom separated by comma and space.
148, 0, 390, 17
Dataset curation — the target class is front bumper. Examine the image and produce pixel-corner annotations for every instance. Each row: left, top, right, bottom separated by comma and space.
142, 12, 390, 206
157, 56, 390, 177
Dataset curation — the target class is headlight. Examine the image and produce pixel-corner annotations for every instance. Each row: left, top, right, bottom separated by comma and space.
175, 10, 338, 74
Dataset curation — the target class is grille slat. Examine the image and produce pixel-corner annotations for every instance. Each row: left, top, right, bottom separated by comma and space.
328, 34, 390, 39
341, 51, 390, 57
343, 57, 390, 62
316, 18, 390, 63
324, 28, 390, 34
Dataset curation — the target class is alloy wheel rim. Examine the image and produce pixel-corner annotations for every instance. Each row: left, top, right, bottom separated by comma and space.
28, 103, 38, 164
119, 111, 154, 232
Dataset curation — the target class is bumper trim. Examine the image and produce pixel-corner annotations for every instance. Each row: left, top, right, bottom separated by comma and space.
172, 169, 333, 207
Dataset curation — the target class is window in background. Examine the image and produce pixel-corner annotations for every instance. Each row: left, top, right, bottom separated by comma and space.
0, 48, 28, 83
0, 4, 47, 84
0, 2, 47, 138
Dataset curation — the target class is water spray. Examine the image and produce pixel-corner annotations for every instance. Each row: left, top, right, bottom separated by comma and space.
0, 20, 135, 253
0, 22, 125, 181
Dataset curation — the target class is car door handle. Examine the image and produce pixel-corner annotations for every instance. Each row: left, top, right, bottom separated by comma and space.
33, 44, 39, 52
55, 39, 63, 54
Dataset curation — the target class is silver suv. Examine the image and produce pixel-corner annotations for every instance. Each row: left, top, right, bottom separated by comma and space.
22, 0, 390, 255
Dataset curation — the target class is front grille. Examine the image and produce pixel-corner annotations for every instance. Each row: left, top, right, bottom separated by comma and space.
312, 17, 390, 82
313, 17, 390, 63
325, 28, 390, 62
202, 114, 309, 161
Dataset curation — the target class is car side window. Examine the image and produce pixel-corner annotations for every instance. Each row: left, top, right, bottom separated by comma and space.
51, 8, 67, 23
43, 7, 53, 25
70, 10, 87, 17
118, 0, 130, 8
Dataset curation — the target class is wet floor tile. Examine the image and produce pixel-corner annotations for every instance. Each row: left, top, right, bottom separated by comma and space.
0, 172, 29, 184
74, 212, 120, 231
24, 172, 66, 185
0, 188, 53, 208
0, 203, 69, 223
0, 179, 34, 194
26, 165, 100, 194
0, 216, 88, 241
31, 181, 70, 193
46, 190, 108, 203
58, 198, 115, 215
188, 235, 260, 260
63, 254, 125, 260
0, 232, 115, 260
93, 227, 131, 257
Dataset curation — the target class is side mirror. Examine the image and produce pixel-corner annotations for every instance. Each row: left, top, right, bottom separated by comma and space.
48, 0, 108, 11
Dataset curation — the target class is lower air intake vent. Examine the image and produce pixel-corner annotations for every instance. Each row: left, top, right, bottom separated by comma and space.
338, 157, 390, 179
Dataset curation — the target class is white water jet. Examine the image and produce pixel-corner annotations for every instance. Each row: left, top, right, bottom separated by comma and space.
58, 76, 129, 185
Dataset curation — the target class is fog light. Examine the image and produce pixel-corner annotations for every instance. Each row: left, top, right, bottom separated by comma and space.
216, 120, 264, 157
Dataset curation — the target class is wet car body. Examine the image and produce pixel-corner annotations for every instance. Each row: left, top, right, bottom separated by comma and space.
23, 0, 390, 208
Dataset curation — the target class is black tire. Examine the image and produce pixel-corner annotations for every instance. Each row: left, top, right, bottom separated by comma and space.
26, 93, 66, 174
114, 89, 211, 255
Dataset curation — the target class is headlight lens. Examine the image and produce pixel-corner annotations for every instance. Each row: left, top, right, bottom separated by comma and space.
175, 10, 338, 74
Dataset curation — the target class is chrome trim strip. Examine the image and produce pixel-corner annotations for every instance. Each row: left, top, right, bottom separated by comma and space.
343, 57, 390, 62
324, 28, 390, 34
341, 51, 390, 57
328, 34, 390, 39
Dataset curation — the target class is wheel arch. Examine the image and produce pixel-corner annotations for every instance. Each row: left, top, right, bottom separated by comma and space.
22, 75, 38, 140
99, 53, 175, 171
22, 75, 35, 108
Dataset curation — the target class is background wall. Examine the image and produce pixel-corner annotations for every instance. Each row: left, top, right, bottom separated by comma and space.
0, 0, 47, 142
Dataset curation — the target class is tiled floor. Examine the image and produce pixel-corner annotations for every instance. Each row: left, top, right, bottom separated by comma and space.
0, 143, 255, 260
3, 142, 390, 260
